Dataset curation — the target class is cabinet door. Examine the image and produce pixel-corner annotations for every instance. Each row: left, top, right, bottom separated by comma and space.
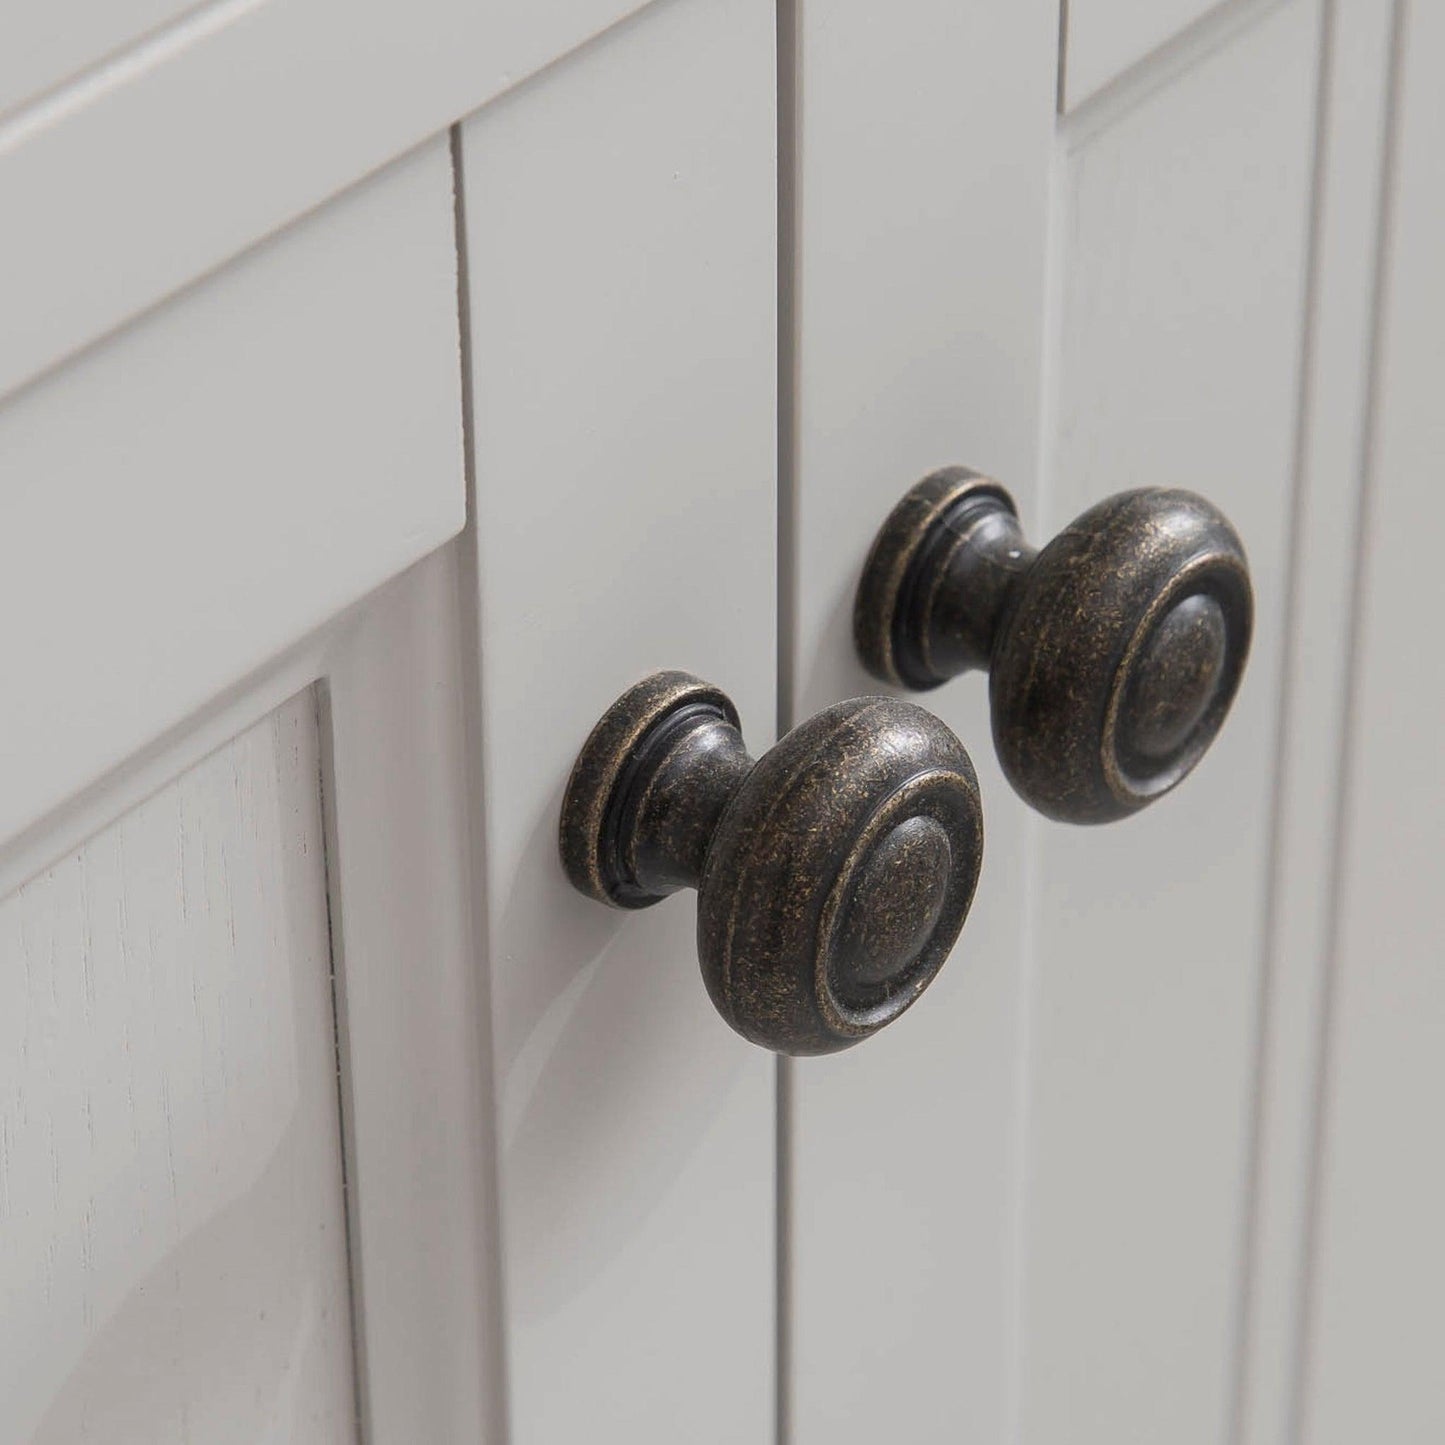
780, 4, 1056, 1439
782, 1, 1427, 1441
0, 136, 499, 1441
455, 0, 778, 1438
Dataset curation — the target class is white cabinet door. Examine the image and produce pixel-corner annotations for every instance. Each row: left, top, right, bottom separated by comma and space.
456, 0, 778, 1438
782, 1, 1437, 1441
0, 136, 502, 1441
8, 2, 1438, 1440
780, 3, 1056, 1439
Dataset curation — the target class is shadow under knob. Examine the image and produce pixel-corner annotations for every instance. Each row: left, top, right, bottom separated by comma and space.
855, 466, 1253, 824
559, 670, 983, 1055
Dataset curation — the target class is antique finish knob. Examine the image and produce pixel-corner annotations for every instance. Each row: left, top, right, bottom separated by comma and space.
559, 670, 983, 1055
855, 467, 1253, 824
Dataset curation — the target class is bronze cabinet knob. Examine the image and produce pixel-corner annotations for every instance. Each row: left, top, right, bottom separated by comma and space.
559, 670, 983, 1055
855, 467, 1253, 824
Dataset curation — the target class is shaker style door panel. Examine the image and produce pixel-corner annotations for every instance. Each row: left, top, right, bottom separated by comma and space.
0, 695, 356, 1444
457, 0, 778, 1437
780, 2, 1058, 1441
784, 0, 1413, 1440
0, 135, 463, 872
1, 136, 500, 1441
0, 553, 504, 1443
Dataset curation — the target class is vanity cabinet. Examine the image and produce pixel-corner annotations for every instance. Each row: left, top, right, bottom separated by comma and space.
0, 1, 1437, 1440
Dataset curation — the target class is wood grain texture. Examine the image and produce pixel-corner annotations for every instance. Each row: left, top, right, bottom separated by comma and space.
0, 135, 463, 862
0, 0, 657, 402
1018, 6, 1320, 1442
458, 0, 777, 1436
0, 692, 356, 1443
1301, 5, 1445, 1437
781, 1, 1058, 1440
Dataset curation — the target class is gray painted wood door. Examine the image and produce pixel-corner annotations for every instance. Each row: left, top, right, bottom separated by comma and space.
1, 1, 1439, 1439
783, 3, 1443, 1442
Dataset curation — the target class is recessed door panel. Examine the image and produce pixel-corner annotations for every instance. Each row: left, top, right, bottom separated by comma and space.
0, 692, 355, 1443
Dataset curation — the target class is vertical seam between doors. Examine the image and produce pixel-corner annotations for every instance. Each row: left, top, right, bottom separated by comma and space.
774, 0, 800, 1439
1006, 57, 1071, 1444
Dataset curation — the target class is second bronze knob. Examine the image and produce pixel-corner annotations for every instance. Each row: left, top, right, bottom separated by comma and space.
855, 467, 1253, 824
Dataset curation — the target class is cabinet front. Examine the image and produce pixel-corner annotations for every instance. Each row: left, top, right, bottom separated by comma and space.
3, 1, 1440, 1441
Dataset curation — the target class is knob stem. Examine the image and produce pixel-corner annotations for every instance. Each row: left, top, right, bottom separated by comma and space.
853, 466, 1036, 691
626, 703, 753, 896
560, 672, 750, 909
919, 491, 1037, 680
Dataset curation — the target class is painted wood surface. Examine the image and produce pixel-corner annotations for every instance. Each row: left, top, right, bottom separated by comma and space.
781, 2, 1058, 1440
781, 0, 1410, 1439
458, 0, 778, 1437
1235, 3, 1399, 1440
1063, 0, 1225, 108
1301, 5, 1445, 1437
320, 547, 507, 1443
0, 693, 356, 1443
1017, 7, 1321, 1442
0, 0, 657, 402
0, 0, 204, 121
0, 135, 463, 866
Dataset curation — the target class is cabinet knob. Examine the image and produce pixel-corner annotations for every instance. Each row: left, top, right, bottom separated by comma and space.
560, 670, 983, 1054
855, 467, 1252, 824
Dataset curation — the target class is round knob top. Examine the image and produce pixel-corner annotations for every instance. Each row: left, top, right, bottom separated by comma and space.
991, 488, 1251, 822
698, 695, 982, 1053
559, 673, 983, 1054
855, 468, 1253, 824
1116, 591, 1229, 760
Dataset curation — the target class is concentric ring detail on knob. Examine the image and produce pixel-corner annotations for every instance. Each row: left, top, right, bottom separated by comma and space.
990, 488, 1251, 822
697, 696, 982, 1053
